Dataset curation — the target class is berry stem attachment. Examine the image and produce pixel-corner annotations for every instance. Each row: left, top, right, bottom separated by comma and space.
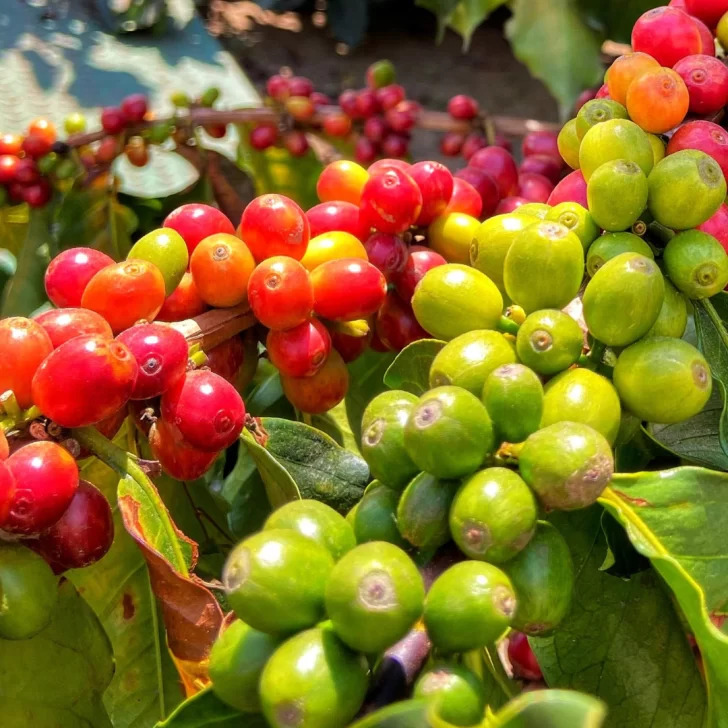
497, 316, 521, 336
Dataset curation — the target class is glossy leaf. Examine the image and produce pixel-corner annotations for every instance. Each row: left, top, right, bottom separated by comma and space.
505, 0, 604, 117
486, 689, 607, 728
154, 687, 262, 727
349, 699, 430, 728
448, 0, 510, 50
383, 339, 446, 396
0, 580, 114, 727
416, 0, 461, 41
311, 400, 362, 454
531, 508, 705, 727
601, 469, 728, 727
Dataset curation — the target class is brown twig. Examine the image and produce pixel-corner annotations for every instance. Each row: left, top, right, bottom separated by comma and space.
171, 303, 257, 351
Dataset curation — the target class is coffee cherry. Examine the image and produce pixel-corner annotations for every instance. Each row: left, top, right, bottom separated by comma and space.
322, 111, 352, 137
32, 335, 138, 427
306, 201, 370, 242
250, 123, 279, 150
281, 349, 349, 414
0, 155, 19, 184
120, 93, 148, 123
440, 132, 465, 157
632, 7, 702, 67
521, 131, 561, 160
454, 167, 500, 217
363, 116, 388, 144
22, 133, 53, 159
444, 177, 483, 217
519, 154, 563, 185
368, 158, 411, 174
331, 327, 372, 363
206, 335, 249, 386
366, 59, 396, 89
377, 84, 406, 110
469, 146, 519, 198
310, 259, 387, 321
267, 319, 332, 378
301, 231, 368, 271
161, 369, 245, 452
149, 417, 220, 480
338, 90, 360, 119
360, 168, 423, 234
2, 442, 78, 535
240, 194, 310, 261
0, 133, 23, 156
0, 431, 9, 461
116, 323, 188, 400
376, 293, 428, 350
518, 172, 555, 203
385, 103, 416, 133
81, 259, 167, 333
448, 94, 479, 120
266, 74, 290, 100
15, 157, 40, 184
311, 91, 332, 106
156, 271, 208, 322
247, 256, 314, 330
381, 133, 409, 158
286, 95, 316, 122
392, 246, 447, 302
0, 318, 53, 409
22, 180, 52, 208
356, 89, 380, 118
354, 137, 379, 164
31, 481, 114, 572
125, 136, 149, 167
100, 106, 127, 134
363, 232, 408, 281
164, 203, 236, 256
508, 632, 543, 681
190, 233, 256, 307
288, 76, 314, 97
317, 160, 369, 206
283, 130, 309, 156
35, 308, 113, 348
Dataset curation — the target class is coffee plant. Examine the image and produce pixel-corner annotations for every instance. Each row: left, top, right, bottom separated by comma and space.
5, 3, 728, 727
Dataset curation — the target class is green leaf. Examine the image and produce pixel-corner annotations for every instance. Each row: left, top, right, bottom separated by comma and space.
531, 508, 706, 727
257, 417, 370, 513
462, 647, 515, 712
486, 689, 607, 728
577, 0, 660, 44
1, 206, 50, 317
448, 0, 510, 50
311, 400, 362, 454
72, 451, 184, 728
348, 699, 430, 728
346, 349, 398, 443
154, 687, 262, 727
416, 0, 461, 42
241, 427, 301, 509
505, 0, 604, 117
245, 359, 288, 417
383, 339, 446, 395
601, 469, 728, 727
0, 580, 114, 727
647, 383, 728, 471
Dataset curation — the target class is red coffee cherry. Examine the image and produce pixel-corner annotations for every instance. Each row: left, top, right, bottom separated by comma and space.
205, 336, 246, 385
0, 154, 19, 184
469, 146, 519, 198
31, 480, 114, 572
163, 203, 236, 256
360, 168, 423, 234
0, 431, 8, 461
409, 161, 455, 225
161, 370, 245, 452
3, 441, 79, 535
0, 459, 16, 524
306, 201, 370, 242
392, 246, 447, 303
280, 348, 349, 414
32, 335, 139, 427
0, 317, 53, 409
250, 123, 279, 150
120, 93, 149, 123
81, 259, 167, 334
266, 74, 290, 100
448, 94, 479, 120
44, 247, 115, 308
444, 177, 483, 217
267, 319, 332, 378
363, 232, 409, 281
35, 308, 113, 348
149, 417, 220, 481
331, 327, 372, 363
116, 323, 189, 400
508, 632, 543, 681
248, 256, 314, 330
375, 292, 429, 351
100, 106, 128, 134
156, 271, 208, 322
240, 194, 310, 262
310, 259, 387, 322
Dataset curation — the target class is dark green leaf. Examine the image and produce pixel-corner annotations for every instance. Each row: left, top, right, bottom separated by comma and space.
415, 0, 461, 41
448, 0, 510, 50
241, 428, 301, 509
348, 699, 430, 728
486, 689, 607, 728
346, 349, 398, 443
245, 359, 288, 417
505, 0, 604, 117
647, 383, 728, 471
383, 339, 446, 395
259, 417, 370, 513
1, 207, 50, 317
532, 508, 705, 727
0, 580, 114, 727
311, 400, 362, 454
155, 687, 261, 727
599, 511, 650, 578
462, 647, 515, 712
577, 0, 660, 44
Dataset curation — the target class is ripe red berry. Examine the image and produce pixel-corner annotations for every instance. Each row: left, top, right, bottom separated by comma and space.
517, 171, 554, 203
409, 161, 454, 225
519, 154, 563, 185
356, 89, 380, 118
3, 442, 79, 535
35, 308, 113, 349
469, 146, 519, 198
286, 95, 315, 122
120, 93, 149, 123
461, 133, 488, 161
377, 84, 406, 111
375, 293, 428, 351
684, 0, 728, 28
44, 248, 114, 308
338, 90, 361, 119
355, 137, 379, 164
0, 431, 8, 461
454, 167, 500, 217
267, 318, 332, 377
280, 348, 349, 414
521, 131, 561, 160
82, 260, 167, 334
495, 196, 529, 214
448, 94, 479, 120
440, 132, 465, 157
28, 118, 56, 145
363, 116, 388, 144
595, 83, 611, 99
240, 194, 310, 261
0, 459, 13, 524
331, 328, 372, 363
163, 203, 236, 256
360, 168, 423, 234
31, 481, 114, 572
693, 16, 716, 54
22, 133, 53, 159
508, 632, 543, 681
288, 76, 314, 97
547, 169, 588, 207
698, 202, 728, 249
667, 120, 728, 180
205, 336, 248, 385
0, 318, 53, 409
310, 91, 332, 107
15, 157, 40, 185
310, 258, 387, 321
673, 55, 728, 114
385, 103, 416, 133
250, 123, 279, 150
363, 232, 409, 281
247, 256, 314, 330
125, 136, 150, 167
22, 180, 52, 208
392, 246, 447, 302
161, 369, 245, 452
444, 177, 483, 217
95, 136, 118, 164
631, 7, 702, 67
0, 133, 23, 156
306, 201, 370, 242
381, 134, 409, 159
32, 335, 139, 427
149, 417, 219, 480
266, 74, 290, 100
101, 106, 128, 135
0, 154, 19, 184
368, 158, 411, 175
116, 323, 188, 400
322, 111, 353, 137
156, 271, 208, 322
